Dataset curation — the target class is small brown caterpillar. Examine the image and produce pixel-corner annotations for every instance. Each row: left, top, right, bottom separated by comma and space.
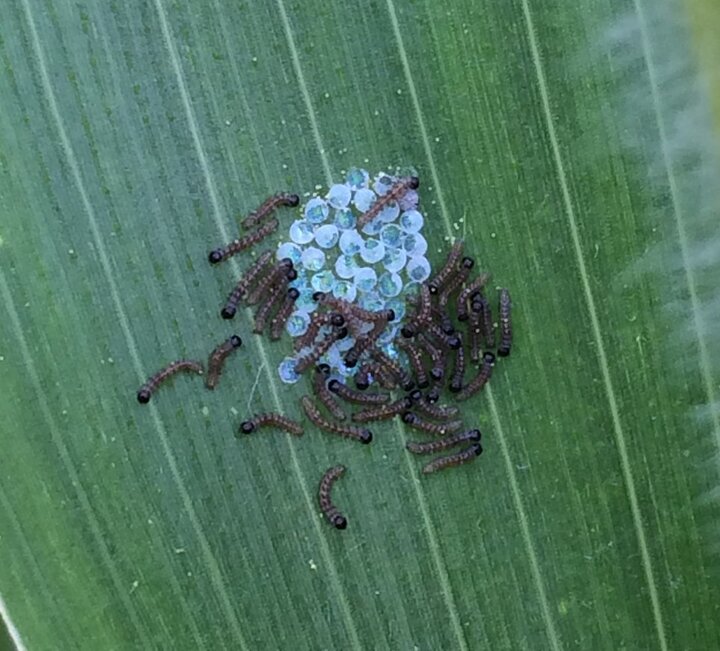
314, 293, 395, 325
497, 288, 512, 357
205, 335, 242, 390
438, 257, 474, 308
422, 443, 483, 475
208, 218, 279, 264
137, 360, 204, 403
270, 288, 300, 340
428, 241, 464, 294
295, 326, 347, 374
301, 396, 372, 444
369, 347, 414, 391
241, 192, 300, 230
416, 333, 445, 381
396, 339, 429, 389
406, 428, 481, 455
246, 258, 295, 306
343, 320, 386, 368
426, 322, 461, 350
312, 367, 347, 421
352, 396, 413, 423
328, 379, 391, 405
238, 413, 304, 437
252, 279, 290, 335
415, 393, 460, 421
293, 311, 345, 351
468, 306, 482, 362
478, 295, 496, 349
318, 465, 348, 530
220, 250, 274, 319
401, 284, 432, 338
456, 352, 496, 401
356, 176, 420, 228
448, 333, 465, 393
354, 362, 374, 390
401, 412, 463, 436
456, 273, 490, 321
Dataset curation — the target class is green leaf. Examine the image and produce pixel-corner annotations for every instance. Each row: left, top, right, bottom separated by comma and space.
1, 0, 719, 649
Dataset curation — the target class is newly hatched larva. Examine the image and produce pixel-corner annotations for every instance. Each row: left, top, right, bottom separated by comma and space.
369, 347, 414, 391
270, 288, 300, 340
427, 241, 464, 294
426, 322, 461, 350
406, 428, 481, 455
456, 273, 490, 321
396, 339, 429, 389
220, 250, 274, 319
301, 396, 372, 444
238, 413, 304, 437
354, 362, 376, 390
318, 465, 348, 530
246, 258, 295, 306
328, 379, 391, 405
401, 412, 463, 436
468, 305, 482, 363
241, 192, 299, 230
438, 257, 474, 309
253, 280, 288, 334
294, 311, 345, 351
456, 352, 496, 401
314, 292, 395, 325
416, 333, 445, 381
137, 360, 204, 403
413, 390, 460, 421
356, 176, 420, 228
497, 288, 512, 357
295, 326, 347, 374
208, 218, 279, 264
448, 333, 465, 393
401, 284, 432, 338
205, 335, 243, 390
477, 295, 496, 349
352, 396, 413, 423
343, 320, 385, 368
312, 367, 347, 421
422, 443, 483, 475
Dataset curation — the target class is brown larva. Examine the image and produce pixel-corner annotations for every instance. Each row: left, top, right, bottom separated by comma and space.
396, 339, 429, 389
422, 443, 483, 475
456, 352, 496, 401
208, 218, 279, 264
318, 465, 348, 530
220, 250, 274, 319
497, 288, 512, 357
438, 258, 474, 309
401, 412, 463, 436
477, 295, 496, 349
313, 292, 395, 325
426, 322, 461, 350
354, 362, 373, 391
240, 192, 300, 230
293, 311, 345, 351
205, 335, 243, 390
343, 320, 386, 368
312, 367, 348, 421
238, 413, 304, 437
301, 396, 372, 444
456, 273, 490, 321
295, 326, 347, 374
406, 428, 481, 455
468, 306, 482, 363
416, 333, 445, 382
270, 288, 300, 340
327, 379, 391, 405
356, 176, 420, 228
448, 333, 465, 393
414, 391, 460, 420
401, 284, 432, 338
137, 360, 204, 403
369, 347, 414, 391
246, 258, 295, 306
427, 241, 464, 294
352, 395, 413, 423
252, 280, 288, 334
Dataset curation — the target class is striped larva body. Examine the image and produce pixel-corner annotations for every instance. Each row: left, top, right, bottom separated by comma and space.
401, 284, 432, 338
270, 288, 300, 340
220, 250, 274, 319
417, 333, 445, 381
241, 192, 300, 230
318, 465, 348, 529
293, 311, 345, 351
426, 322, 461, 350
356, 176, 420, 228
312, 367, 347, 421
456, 273, 490, 321
406, 429, 481, 455
456, 352, 496, 401
343, 320, 385, 368
352, 396, 413, 423
448, 333, 465, 393
415, 395, 460, 421
295, 326, 347, 374
205, 335, 243, 390
314, 292, 395, 325
246, 258, 295, 306
401, 412, 463, 436
437, 257, 474, 308
301, 396, 373, 444
208, 218, 279, 264
137, 360, 204, 403
396, 340, 429, 389
468, 306, 482, 362
354, 362, 373, 390
253, 280, 289, 334
422, 443, 483, 475
497, 288, 512, 357
369, 347, 414, 391
238, 413, 304, 437
478, 295, 496, 349
427, 241, 464, 294
328, 379, 391, 405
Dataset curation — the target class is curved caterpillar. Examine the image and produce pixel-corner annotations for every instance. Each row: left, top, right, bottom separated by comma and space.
416, 334, 445, 381
293, 311, 345, 351
318, 465, 348, 530
456, 273, 490, 322
396, 339, 429, 389
208, 218, 278, 264
312, 368, 348, 421
137, 360, 204, 403
356, 176, 419, 228
414, 393, 460, 421
301, 396, 372, 444
239, 413, 304, 437
220, 250, 274, 319
427, 240, 464, 294
295, 326, 347, 374
241, 192, 299, 230
456, 352, 496, 401
205, 335, 242, 390
422, 443, 483, 474
369, 347, 414, 391
406, 429, 481, 455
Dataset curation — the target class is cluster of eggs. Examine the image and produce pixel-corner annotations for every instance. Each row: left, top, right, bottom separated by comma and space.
275, 167, 432, 383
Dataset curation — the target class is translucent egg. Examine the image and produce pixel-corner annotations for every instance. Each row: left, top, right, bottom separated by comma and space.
339, 230, 363, 255
334, 209, 356, 230
286, 311, 310, 337
304, 197, 329, 224
360, 238, 385, 264
377, 325, 399, 346
361, 218, 384, 236
358, 291, 384, 312
346, 167, 370, 189
400, 210, 423, 233
301, 246, 326, 271
353, 188, 376, 213
383, 247, 407, 273
402, 232, 428, 257
380, 223, 403, 248
278, 357, 300, 384
377, 201, 400, 223
333, 280, 357, 302
289, 220, 315, 244
335, 254, 359, 279
327, 183, 351, 209
276, 242, 303, 266
353, 267, 377, 292
314, 224, 339, 249
377, 271, 403, 297
311, 270, 336, 293
294, 287, 318, 313
373, 173, 394, 196
406, 256, 431, 282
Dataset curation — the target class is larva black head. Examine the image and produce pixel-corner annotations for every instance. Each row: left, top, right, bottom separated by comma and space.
316, 363, 331, 376
425, 388, 440, 403
386, 309, 396, 322
336, 326, 349, 339
401, 378, 415, 392
497, 347, 510, 358
483, 352, 496, 364
221, 306, 237, 320
286, 268, 298, 281
279, 257, 293, 268
468, 428, 482, 442
448, 335, 461, 350
327, 379, 342, 393
332, 514, 348, 530
208, 249, 223, 264
442, 323, 456, 336
449, 380, 463, 394
461, 256, 475, 270
470, 443, 483, 457
408, 176, 420, 189
355, 376, 370, 391
359, 429, 373, 444
288, 287, 300, 300
428, 283, 440, 295
230, 335, 242, 348
430, 367, 444, 381
457, 312, 469, 322
417, 377, 430, 389
401, 325, 417, 338
287, 193, 300, 207
312, 291, 325, 302
344, 355, 358, 369
136, 389, 151, 404
239, 421, 256, 434
402, 411, 418, 425
470, 299, 483, 313
409, 389, 423, 402
330, 313, 345, 327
